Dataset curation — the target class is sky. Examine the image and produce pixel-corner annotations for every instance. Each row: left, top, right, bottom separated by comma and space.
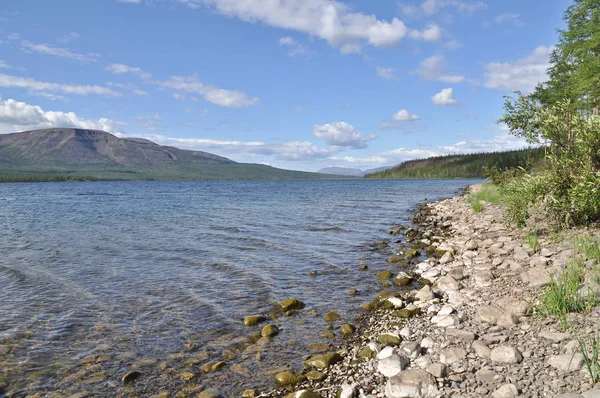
0, 0, 571, 172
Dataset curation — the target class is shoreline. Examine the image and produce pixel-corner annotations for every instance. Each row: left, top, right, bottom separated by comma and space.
256, 184, 600, 398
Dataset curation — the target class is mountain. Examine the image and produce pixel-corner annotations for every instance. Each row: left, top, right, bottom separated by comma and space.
317, 166, 394, 177
364, 148, 544, 179
0, 128, 337, 182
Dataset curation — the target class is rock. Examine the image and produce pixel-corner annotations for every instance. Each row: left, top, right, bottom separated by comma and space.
431, 314, 460, 327
425, 362, 447, 378
347, 289, 357, 295
394, 272, 413, 286
490, 384, 519, 398
548, 353, 585, 372
490, 345, 523, 364
211, 361, 226, 371
279, 298, 305, 312
497, 297, 533, 317
378, 333, 403, 346
437, 305, 455, 316
555, 394, 584, 398
285, 390, 321, 398
198, 389, 223, 398
446, 328, 476, 343
378, 353, 410, 377
473, 271, 495, 287
583, 390, 600, 398
243, 315, 267, 326
378, 270, 393, 279
539, 331, 572, 342
386, 369, 439, 398
242, 389, 259, 398
386, 297, 405, 309
306, 370, 326, 381
324, 312, 341, 321
261, 324, 279, 338
447, 267, 464, 280
378, 346, 396, 360
439, 251, 454, 264
337, 383, 358, 398
477, 305, 505, 324
416, 285, 434, 301
399, 341, 421, 359
359, 342, 380, 359
121, 371, 141, 384
465, 239, 479, 251
388, 256, 406, 263
340, 324, 356, 336
520, 268, 553, 288
358, 264, 369, 270
439, 347, 467, 364
393, 306, 422, 319
475, 368, 503, 383
275, 370, 305, 386
420, 337, 435, 350
304, 352, 342, 369
404, 249, 419, 258
436, 276, 461, 292
513, 248, 530, 261
471, 341, 492, 359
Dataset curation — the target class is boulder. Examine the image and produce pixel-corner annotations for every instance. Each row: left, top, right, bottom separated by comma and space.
261, 324, 279, 338
490, 346, 523, 364
378, 333, 403, 346
548, 353, 585, 372
275, 370, 305, 386
377, 353, 410, 377
490, 384, 519, 398
385, 369, 439, 398
243, 315, 266, 326
279, 298, 305, 312
304, 352, 342, 369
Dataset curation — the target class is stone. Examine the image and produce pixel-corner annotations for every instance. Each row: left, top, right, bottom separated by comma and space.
393, 306, 422, 319
473, 271, 495, 287
439, 347, 467, 364
386, 369, 439, 398
539, 331, 572, 342
583, 390, 600, 398
285, 390, 321, 398
279, 298, 305, 312
340, 324, 356, 336
377, 353, 410, 377
347, 289, 357, 295
378, 333, 403, 346
513, 248, 530, 261
447, 267, 464, 280
416, 285, 434, 301
431, 314, 460, 327
324, 312, 341, 322
439, 251, 454, 264
386, 297, 405, 309
477, 305, 505, 324
548, 353, 585, 372
198, 389, 223, 398
475, 368, 503, 384
420, 337, 435, 350
490, 345, 523, 364
275, 370, 305, 386
261, 324, 279, 338
446, 328, 476, 343
394, 272, 413, 286
242, 390, 259, 398
388, 256, 406, 263
437, 305, 455, 316
465, 239, 479, 251
243, 315, 266, 326
497, 297, 533, 317
436, 276, 461, 292
306, 370, 326, 381
377, 346, 396, 360
425, 362, 447, 378
520, 268, 553, 288
378, 270, 393, 279
304, 352, 342, 369
337, 383, 358, 398
490, 384, 519, 398
121, 371, 141, 384
399, 341, 421, 359
359, 342, 380, 359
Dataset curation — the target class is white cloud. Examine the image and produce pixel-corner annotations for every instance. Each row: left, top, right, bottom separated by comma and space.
0, 96, 122, 134
278, 36, 310, 57
119, 0, 142, 3
179, 0, 441, 52
376, 67, 399, 81
0, 74, 122, 97
157, 75, 259, 108
484, 45, 552, 94
313, 122, 375, 149
21, 40, 100, 62
133, 89, 149, 97
421, 0, 486, 15
417, 54, 465, 83
443, 39, 462, 50
105, 63, 152, 80
408, 24, 442, 41
399, 3, 420, 18
431, 88, 456, 105
392, 109, 421, 121
197, 109, 208, 119
0, 60, 11, 69
57, 32, 81, 43
173, 93, 185, 101
136, 113, 165, 132
494, 13, 524, 26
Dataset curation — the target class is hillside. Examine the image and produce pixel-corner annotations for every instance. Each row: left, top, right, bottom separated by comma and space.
317, 166, 393, 177
365, 148, 544, 179
0, 128, 337, 182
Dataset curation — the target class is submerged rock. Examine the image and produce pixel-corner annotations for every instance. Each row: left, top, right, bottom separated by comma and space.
279, 298, 305, 312
243, 315, 267, 326
121, 371, 141, 384
340, 324, 356, 336
304, 352, 342, 369
324, 312, 341, 322
198, 389, 223, 398
275, 370, 306, 386
261, 324, 280, 338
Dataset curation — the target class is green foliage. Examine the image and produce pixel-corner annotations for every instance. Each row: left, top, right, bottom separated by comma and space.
579, 328, 600, 382
500, 172, 550, 228
470, 201, 484, 213
526, 228, 540, 252
538, 257, 597, 330
365, 148, 544, 179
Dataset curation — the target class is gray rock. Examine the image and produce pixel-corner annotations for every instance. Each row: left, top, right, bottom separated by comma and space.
490, 345, 523, 364
431, 314, 460, 327
520, 267, 553, 288
539, 331, 572, 342
491, 384, 519, 398
475, 368, 503, 384
386, 369, 439, 398
425, 362, 447, 378
439, 347, 467, 364
513, 248, 530, 261
338, 383, 358, 398
377, 353, 410, 377
548, 353, 585, 373
439, 251, 454, 264
477, 305, 505, 324
416, 285, 434, 302
582, 389, 600, 398
555, 395, 584, 398
399, 341, 421, 359
436, 276, 461, 292
446, 328, 476, 343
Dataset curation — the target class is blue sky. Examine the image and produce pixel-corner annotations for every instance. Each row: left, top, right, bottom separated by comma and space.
0, 0, 570, 171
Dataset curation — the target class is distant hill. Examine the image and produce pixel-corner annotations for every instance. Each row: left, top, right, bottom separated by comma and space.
318, 165, 393, 177
0, 128, 338, 182
365, 148, 544, 179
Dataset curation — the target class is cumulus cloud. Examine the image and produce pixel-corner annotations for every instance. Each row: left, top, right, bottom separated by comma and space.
376, 67, 399, 81
105, 63, 152, 80
392, 109, 421, 121
417, 54, 465, 83
278, 36, 309, 57
408, 24, 442, 41
494, 13, 524, 26
0, 96, 122, 134
118, 0, 142, 3
0, 73, 122, 97
313, 122, 376, 149
421, 0, 486, 15
157, 75, 259, 108
484, 45, 552, 94
21, 40, 100, 62
431, 88, 456, 105
57, 32, 81, 43
178, 0, 441, 52
0, 61, 11, 69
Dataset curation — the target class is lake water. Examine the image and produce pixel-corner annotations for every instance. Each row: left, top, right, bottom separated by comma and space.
0, 179, 476, 397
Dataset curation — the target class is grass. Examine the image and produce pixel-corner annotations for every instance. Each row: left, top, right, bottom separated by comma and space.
526, 228, 540, 253
578, 327, 600, 382
467, 182, 504, 212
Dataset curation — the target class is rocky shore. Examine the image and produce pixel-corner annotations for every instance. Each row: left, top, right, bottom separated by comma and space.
251, 184, 600, 398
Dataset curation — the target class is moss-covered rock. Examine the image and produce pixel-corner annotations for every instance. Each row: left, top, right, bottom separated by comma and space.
393, 272, 413, 286
285, 391, 321, 398
280, 298, 305, 312
377, 333, 402, 346
324, 312, 341, 322
211, 361, 226, 371
243, 315, 267, 326
347, 289, 357, 295
375, 290, 395, 301
242, 389, 259, 398
387, 255, 405, 264
306, 370, 326, 381
358, 345, 378, 359
358, 264, 369, 270
392, 306, 422, 319
340, 324, 356, 336
275, 370, 306, 386
121, 371, 141, 384
377, 270, 393, 279
303, 352, 342, 369
359, 301, 379, 311
198, 389, 223, 398
261, 324, 280, 338
404, 249, 419, 258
